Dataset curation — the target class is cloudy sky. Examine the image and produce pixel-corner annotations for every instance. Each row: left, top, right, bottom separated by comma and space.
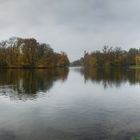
0, 0, 140, 61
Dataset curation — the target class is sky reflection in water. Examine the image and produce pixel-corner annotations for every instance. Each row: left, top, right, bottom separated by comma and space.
0, 68, 140, 140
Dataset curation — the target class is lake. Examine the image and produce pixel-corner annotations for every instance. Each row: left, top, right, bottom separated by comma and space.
0, 68, 140, 140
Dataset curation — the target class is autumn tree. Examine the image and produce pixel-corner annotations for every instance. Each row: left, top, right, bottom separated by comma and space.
0, 37, 70, 68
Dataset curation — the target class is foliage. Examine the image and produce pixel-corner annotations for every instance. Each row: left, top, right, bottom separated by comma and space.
80, 46, 140, 68
0, 37, 69, 68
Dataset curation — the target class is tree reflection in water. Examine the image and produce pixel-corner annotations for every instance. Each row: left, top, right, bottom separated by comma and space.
76, 67, 140, 88
0, 68, 69, 100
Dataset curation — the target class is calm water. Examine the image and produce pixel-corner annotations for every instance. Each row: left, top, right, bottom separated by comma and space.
0, 68, 140, 140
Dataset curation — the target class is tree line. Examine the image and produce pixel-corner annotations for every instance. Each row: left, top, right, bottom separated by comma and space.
71, 46, 140, 68
0, 37, 69, 68
1, 38, 140, 68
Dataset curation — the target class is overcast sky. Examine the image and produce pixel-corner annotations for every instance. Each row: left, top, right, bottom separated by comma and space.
0, 0, 140, 61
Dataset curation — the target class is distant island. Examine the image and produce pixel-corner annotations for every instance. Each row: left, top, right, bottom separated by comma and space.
0, 37, 69, 68
71, 46, 140, 68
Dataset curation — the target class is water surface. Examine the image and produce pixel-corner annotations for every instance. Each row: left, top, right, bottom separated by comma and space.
0, 68, 140, 140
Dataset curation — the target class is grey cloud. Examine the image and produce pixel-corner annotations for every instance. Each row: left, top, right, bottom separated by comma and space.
0, 0, 140, 61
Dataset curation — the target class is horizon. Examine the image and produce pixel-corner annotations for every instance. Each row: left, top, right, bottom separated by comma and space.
1, 36, 140, 62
